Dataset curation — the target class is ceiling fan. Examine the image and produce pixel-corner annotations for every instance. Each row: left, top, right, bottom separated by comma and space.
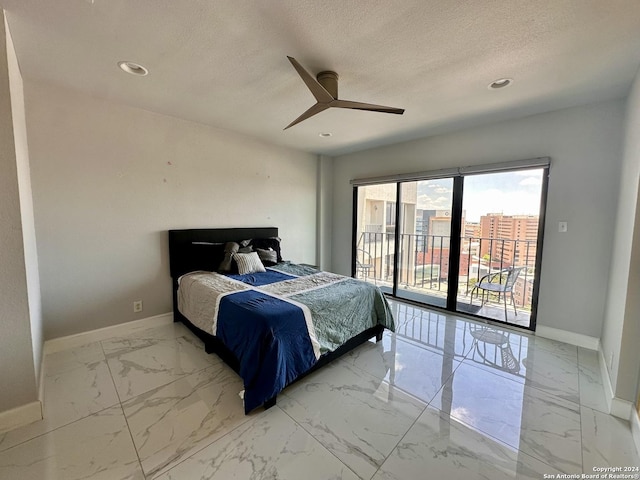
284, 56, 405, 130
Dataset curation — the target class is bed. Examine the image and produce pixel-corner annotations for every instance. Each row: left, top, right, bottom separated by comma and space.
169, 227, 395, 414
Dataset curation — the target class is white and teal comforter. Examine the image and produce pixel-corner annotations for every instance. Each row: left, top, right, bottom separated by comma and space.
177, 262, 394, 413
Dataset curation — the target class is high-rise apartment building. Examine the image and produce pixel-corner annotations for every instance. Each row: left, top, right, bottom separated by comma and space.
479, 213, 538, 267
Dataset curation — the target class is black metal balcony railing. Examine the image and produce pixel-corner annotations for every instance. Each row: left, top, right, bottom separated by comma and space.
356, 232, 537, 309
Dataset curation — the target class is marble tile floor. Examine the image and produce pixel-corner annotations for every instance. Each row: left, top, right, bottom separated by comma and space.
0, 301, 637, 479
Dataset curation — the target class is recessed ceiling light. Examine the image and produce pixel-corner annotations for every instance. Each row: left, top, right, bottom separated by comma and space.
118, 61, 149, 76
319, 132, 332, 137
489, 78, 512, 89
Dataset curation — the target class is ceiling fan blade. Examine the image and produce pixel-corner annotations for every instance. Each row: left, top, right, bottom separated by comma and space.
284, 102, 330, 130
332, 99, 405, 115
287, 56, 334, 103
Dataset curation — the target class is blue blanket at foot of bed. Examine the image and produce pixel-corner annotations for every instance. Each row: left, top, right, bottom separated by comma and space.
217, 289, 316, 413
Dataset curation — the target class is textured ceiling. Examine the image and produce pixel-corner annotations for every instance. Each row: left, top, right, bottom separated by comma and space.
2, 0, 640, 156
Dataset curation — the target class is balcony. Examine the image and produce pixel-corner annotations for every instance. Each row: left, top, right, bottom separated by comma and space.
356, 232, 536, 328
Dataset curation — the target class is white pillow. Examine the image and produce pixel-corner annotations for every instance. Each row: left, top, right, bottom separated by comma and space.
235, 252, 266, 274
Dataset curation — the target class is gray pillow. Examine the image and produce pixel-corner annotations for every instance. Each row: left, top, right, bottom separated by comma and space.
256, 248, 277, 266
218, 242, 240, 272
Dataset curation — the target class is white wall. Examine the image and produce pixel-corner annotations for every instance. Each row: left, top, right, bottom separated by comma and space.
316, 155, 333, 270
602, 67, 640, 403
0, 12, 38, 413
5, 15, 42, 391
332, 100, 625, 338
24, 81, 318, 339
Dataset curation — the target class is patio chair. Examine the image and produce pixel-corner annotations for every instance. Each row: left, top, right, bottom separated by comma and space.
469, 266, 525, 321
356, 248, 377, 284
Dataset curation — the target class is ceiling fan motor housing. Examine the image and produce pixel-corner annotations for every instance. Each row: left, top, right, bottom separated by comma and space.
316, 71, 339, 99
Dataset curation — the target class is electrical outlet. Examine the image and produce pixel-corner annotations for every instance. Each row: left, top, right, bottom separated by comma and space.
133, 300, 143, 313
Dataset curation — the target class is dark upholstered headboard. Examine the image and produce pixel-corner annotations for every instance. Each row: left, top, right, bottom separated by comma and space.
168, 227, 279, 279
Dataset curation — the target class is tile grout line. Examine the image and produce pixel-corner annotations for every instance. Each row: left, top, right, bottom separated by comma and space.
276, 348, 447, 480
98, 330, 223, 477
368, 391, 432, 479
148, 406, 280, 479
101, 326, 258, 479
407, 325, 581, 474
423, 374, 573, 476
460, 348, 581, 405
360, 327, 583, 418
144, 387, 258, 479
0, 347, 121, 455
0, 404, 118, 455
99, 338, 148, 478
276, 401, 366, 480
367, 338, 480, 479
101, 329, 230, 478
577, 349, 586, 474
458, 329, 585, 410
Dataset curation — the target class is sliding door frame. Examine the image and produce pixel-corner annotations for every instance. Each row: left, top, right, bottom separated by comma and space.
351, 157, 550, 332
391, 184, 402, 297
446, 177, 464, 311
528, 166, 549, 332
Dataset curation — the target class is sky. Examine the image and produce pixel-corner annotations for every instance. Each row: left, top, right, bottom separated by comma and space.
417, 169, 544, 222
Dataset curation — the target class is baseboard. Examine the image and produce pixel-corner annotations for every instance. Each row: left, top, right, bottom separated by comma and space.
0, 401, 42, 434
38, 349, 46, 404
535, 325, 600, 350
44, 312, 173, 355
632, 407, 640, 457
597, 343, 635, 420
610, 397, 634, 420
599, 345, 614, 414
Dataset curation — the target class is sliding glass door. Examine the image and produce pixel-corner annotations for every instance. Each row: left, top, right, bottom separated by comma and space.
455, 169, 545, 328
353, 163, 548, 331
395, 179, 454, 308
